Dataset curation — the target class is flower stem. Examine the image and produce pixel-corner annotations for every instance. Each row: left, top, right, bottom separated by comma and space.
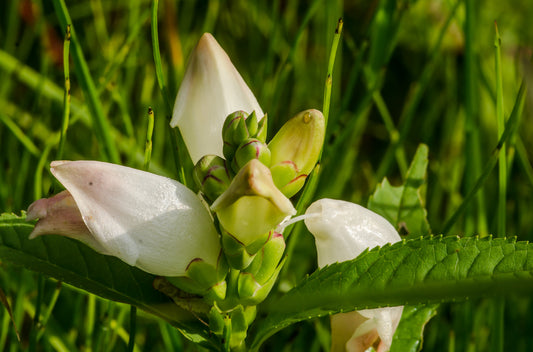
57, 24, 71, 161
144, 108, 155, 171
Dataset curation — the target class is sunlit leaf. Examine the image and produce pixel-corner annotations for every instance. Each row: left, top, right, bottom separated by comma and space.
251, 235, 533, 350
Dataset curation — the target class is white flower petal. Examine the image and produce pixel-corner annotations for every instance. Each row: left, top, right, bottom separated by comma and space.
171, 33, 263, 163
50, 160, 221, 276
304, 198, 401, 268
304, 198, 403, 352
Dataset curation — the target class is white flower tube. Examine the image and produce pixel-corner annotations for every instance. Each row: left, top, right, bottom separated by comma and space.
171, 33, 263, 163
27, 161, 221, 277
304, 198, 403, 352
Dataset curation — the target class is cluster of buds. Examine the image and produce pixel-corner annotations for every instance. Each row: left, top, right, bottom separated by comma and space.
193, 108, 325, 270
24, 33, 403, 351
184, 95, 325, 350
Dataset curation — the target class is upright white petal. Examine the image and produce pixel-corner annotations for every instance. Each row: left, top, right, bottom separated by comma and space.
304, 198, 403, 352
304, 198, 400, 268
171, 33, 263, 163
46, 160, 220, 277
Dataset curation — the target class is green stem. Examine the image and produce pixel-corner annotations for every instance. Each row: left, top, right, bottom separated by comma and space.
57, 24, 71, 161
28, 275, 44, 352
494, 22, 506, 237
51, 0, 119, 163
150, 0, 187, 185
127, 306, 137, 352
322, 18, 343, 129
493, 21, 505, 352
144, 108, 155, 171
442, 82, 526, 234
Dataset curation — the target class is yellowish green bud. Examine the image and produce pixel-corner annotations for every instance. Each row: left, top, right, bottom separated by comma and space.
211, 159, 296, 246
268, 109, 325, 197
193, 155, 232, 202
233, 138, 271, 172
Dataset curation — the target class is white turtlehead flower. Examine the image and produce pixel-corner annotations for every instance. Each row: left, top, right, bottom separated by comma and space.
304, 198, 403, 352
171, 33, 263, 163
27, 161, 221, 277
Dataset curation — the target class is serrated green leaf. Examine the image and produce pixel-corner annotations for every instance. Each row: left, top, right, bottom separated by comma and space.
390, 304, 438, 352
251, 236, 533, 350
368, 144, 436, 352
0, 213, 219, 349
368, 144, 431, 236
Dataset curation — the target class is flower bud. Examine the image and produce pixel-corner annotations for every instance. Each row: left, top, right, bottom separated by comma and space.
211, 160, 296, 246
171, 33, 263, 163
232, 138, 271, 172
269, 109, 325, 197
222, 111, 268, 161
209, 305, 256, 350
193, 155, 232, 202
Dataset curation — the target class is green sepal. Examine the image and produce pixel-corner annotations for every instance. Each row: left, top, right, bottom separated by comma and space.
221, 230, 271, 270
166, 253, 228, 301
255, 113, 268, 143
244, 232, 286, 285
237, 257, 286, 305
245, 111, 259, 137
233, 138, 272, 173
222, 230, 256, 270
228, 306, 247, 349
209, 304, 226, 336
193, 155, 232, 202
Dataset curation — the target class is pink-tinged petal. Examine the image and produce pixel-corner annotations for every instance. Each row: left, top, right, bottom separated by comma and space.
29, 160, 221, 277
171, 33, 263, 163
27, 190, 108, 254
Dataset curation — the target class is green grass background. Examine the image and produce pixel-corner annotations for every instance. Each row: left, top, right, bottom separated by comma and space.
1, 0, 533, 351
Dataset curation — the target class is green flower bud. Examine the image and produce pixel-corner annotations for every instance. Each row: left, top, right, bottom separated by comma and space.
268, 109, 325, 197
233, 138, 271, 172
211, 159, 296, 246
208, 304, 256, 350
193, 155, 232, 202
237, 256, 285, 305
222, 111, 268, 161
167, 253, 229, 302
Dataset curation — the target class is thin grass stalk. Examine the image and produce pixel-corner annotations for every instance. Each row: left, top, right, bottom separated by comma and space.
57, 25, 71, 161
441, 81, 526, 234
51, 0, 120, 163
493, 21, 505, 352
